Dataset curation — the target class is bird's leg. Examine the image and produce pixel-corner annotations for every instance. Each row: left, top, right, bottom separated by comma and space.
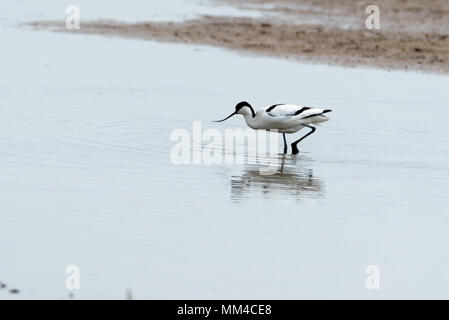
282, 133, 287, 154
280, 154, 286, 173
291, 125, 316, 155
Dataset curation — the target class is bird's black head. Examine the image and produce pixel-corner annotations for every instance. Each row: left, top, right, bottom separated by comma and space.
213, 101, 254, 123
235, 101, 251, 112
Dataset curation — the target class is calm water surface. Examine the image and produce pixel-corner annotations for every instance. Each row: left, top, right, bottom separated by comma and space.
1, 0, 449, 299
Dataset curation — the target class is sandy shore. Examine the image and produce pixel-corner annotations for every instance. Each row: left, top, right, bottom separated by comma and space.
28, 0, 449, 73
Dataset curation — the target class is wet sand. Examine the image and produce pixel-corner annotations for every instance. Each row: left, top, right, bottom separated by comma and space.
28, 0, 449, 73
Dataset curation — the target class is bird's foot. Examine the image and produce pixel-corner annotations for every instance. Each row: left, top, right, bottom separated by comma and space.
291, 143, 299, 155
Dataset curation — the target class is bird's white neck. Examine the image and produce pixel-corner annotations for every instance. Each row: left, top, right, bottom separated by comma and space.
237, 106, 257, 129
242, 113, 257, 129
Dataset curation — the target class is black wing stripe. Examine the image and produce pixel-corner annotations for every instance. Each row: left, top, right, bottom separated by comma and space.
266, 104, 284, 113
301, 112, 328, 119
301, 109, 332, 119
301, 113, 322, 119
266, 105, 332, 118
294, 107, 310, 115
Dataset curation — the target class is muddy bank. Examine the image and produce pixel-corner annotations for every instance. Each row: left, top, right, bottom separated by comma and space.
28, 0, 449, 73
219, 0, 449, 34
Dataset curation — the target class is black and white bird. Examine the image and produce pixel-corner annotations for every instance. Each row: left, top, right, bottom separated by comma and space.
214, 101, 332, 154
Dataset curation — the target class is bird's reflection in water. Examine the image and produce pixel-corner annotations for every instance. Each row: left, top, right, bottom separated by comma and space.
230, 155, 324, 202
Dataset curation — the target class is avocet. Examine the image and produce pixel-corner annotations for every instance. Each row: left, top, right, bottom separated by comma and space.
214, 101, 332, 154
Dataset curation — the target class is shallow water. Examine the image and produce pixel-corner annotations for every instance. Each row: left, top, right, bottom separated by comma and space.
0, 0, 261, 24
1, 1, 449, 299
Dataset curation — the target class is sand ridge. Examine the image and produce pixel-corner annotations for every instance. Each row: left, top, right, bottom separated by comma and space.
28, 0, 449, 73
